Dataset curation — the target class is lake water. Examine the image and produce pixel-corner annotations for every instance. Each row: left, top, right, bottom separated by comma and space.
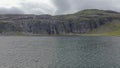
0, 36, 120, 68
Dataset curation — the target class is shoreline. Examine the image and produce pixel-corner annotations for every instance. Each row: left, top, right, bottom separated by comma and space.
0, 33, 120, 37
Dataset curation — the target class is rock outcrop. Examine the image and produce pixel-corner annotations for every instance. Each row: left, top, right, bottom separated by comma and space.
0, 9, 120, 35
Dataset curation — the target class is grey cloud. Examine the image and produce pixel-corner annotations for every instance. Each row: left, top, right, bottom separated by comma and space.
0, 7, 24, 14
52, 0, 120, 15
52, 0, 71, 14
20, 2, 55, 15
0, 0, 120, 15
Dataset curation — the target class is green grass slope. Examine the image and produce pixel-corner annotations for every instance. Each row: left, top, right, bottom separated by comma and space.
89, 20, 120, 36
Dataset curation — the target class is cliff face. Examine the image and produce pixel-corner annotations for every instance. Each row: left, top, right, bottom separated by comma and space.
0, 9, 120, 35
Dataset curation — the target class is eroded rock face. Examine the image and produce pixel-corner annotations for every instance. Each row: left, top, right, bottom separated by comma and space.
0, 9, 120, 35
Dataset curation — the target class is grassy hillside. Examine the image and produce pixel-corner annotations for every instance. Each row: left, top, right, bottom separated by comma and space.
89, 20, 120, 36
0, 9, 120, 36
64, 9, 120, 36
75, 9, 119, 15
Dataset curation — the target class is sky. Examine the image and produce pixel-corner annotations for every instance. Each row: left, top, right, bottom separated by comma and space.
0, 0, 120, 15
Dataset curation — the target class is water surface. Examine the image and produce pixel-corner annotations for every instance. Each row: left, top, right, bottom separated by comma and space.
0, 36, 120, 68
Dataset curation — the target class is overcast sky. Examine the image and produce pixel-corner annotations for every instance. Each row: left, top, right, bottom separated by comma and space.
0, 0, 120, 15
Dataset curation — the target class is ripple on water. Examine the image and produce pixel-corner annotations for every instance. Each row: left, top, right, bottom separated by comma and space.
0, 36, 119, 68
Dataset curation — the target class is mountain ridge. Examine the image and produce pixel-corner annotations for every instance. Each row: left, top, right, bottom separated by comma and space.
0, 9, 120, 36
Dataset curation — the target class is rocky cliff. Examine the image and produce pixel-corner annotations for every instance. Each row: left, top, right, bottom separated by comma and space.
0, 9, 120, 35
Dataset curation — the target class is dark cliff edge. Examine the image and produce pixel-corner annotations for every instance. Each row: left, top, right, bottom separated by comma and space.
0, 9, 120, 36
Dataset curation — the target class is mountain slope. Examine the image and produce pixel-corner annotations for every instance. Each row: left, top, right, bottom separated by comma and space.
90, 20, 120, 36
0, 9, 120, 35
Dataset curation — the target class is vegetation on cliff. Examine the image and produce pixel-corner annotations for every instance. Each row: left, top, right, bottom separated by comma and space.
89, 20, 120, 36
0, 9, 120, 36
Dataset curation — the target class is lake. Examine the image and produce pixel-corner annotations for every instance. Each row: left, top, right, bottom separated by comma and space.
0, 36, 120, 68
